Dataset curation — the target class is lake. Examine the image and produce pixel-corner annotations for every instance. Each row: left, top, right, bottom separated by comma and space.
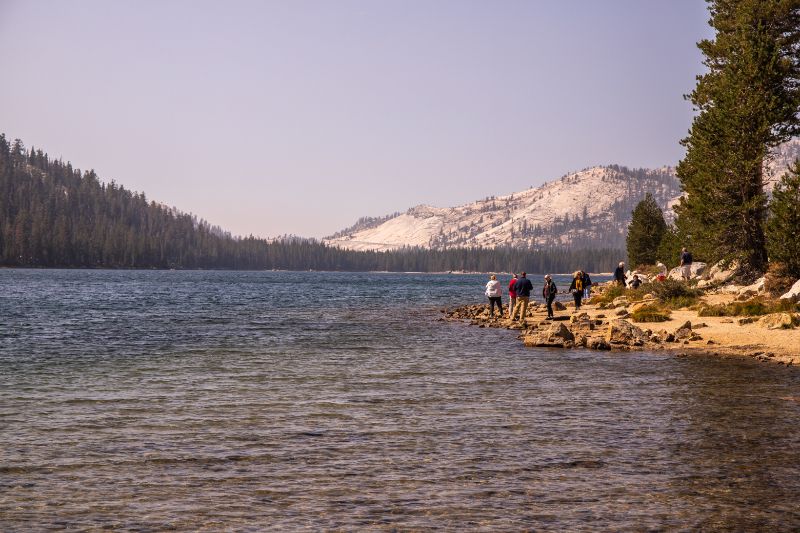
2, 270, 800, 530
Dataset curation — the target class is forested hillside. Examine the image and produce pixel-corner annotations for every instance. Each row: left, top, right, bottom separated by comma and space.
0, 135, 623, 272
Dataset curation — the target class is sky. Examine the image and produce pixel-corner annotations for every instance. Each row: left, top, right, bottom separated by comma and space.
0, 0, 713, 238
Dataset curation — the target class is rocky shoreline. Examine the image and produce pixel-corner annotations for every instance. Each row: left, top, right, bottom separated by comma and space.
441, 284, 800, 367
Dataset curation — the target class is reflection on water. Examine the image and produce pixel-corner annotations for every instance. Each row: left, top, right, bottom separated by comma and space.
1, 270, 799, 530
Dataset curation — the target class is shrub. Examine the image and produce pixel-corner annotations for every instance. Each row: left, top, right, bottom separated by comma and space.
764, 261, 796, 297
649, 279, 702, 301
697, 297, 799, 317
630, 304, 671, 323
591, 284, 625, 305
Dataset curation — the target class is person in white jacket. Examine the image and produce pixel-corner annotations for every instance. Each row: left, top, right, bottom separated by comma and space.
485, 274, 503, 318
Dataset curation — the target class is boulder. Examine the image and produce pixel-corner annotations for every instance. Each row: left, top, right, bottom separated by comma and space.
757, 313, 799, 330
738, 277, 765, 297
612, 296, 628, 307
737, 317, 757, 325
553, 301, 567, 311
523, 322, 575, 347
668, 262, 707, 280
615, 308, 630, 317
605, 319, 648, 347
779, 279, 800, 301
705, 260, 738, 283
587, 337, 612, 350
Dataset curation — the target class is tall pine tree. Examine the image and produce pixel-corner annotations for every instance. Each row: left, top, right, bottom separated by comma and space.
675, 0, 800, 279
626, 193, 667, 267
766, 159, 800, 277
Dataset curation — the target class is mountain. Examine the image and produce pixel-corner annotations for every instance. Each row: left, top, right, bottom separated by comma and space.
325, 139, 800, 253
0, 134, 622, 272
326, 165, 680, 252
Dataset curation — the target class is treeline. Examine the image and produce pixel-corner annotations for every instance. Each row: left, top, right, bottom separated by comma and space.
0, 135, 623, 272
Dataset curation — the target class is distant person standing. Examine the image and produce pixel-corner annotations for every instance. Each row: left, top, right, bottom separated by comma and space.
614, 262, 627, 287
507, 273, 518, 319
511, 271, 533, 322
680, 247, 693, 281
542, 274, 558, 319
568, 271, 584, 311
485, 275, 503, 317
630, 274, 642, 289
581, 270, 592, 300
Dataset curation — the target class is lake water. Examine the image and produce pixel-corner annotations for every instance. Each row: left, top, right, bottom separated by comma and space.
2, 269, 800, 531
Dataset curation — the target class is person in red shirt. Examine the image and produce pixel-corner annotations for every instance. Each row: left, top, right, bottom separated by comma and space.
507, 273, 518, 319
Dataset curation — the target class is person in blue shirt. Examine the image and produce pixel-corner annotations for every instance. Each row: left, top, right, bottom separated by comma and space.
510, 271, 534, 322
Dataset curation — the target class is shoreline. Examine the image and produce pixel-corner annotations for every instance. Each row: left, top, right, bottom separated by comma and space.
442, 289, 800, 367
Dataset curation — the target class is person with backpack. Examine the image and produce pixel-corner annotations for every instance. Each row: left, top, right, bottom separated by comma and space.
542, 274, 558, 319
511, 271, 533, 322
581, 270, 592, 301
568, 271, 584, 311
507, 273, 518, 319
484, 275, 503, 318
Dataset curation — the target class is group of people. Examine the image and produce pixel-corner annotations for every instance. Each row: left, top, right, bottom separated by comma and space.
612, 247, 694, 288
484, 270, 593, 322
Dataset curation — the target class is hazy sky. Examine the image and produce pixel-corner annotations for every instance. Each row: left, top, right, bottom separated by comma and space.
0, 1, 712, 238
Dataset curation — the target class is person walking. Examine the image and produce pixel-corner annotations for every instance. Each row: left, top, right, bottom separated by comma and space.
581, 270, 592, 301
507, 273, 518, 319
542, 274, 558, 319
485, 275, 503, 318
614, 262, 627, 287
511, 271, 533, 322
680, 247, 693, 281
568, 271, 584, 311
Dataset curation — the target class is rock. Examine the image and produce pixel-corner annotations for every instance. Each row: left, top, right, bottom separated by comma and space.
570, 312, 591, 323
605, 319, 648, 347
554, 301, 567, 311
650, 334, 662, 344
780, 279, 800, 301
738, 277, 765, 296
757, 313, 799, 330
674, 321, 693, 340
612, 296, 628, 307
629, 301, 652, 313
705, 260, 739, 283
587, 337, 611, 350
570, 313, 595, 334
615, 308, 630, 317
523, 322, 575, 348
737, 317, 757, 325
697, 279, 711, 289
668, 262, 707, 280
664, 333, 676, 342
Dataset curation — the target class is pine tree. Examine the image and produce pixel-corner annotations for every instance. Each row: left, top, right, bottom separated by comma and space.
766, 159, 800, 277
675, 0, 800, 279
626, 193, 667, 266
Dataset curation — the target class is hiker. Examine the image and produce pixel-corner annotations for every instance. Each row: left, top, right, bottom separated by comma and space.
630, 274, 642, 289
511, 271, 533, 322
542, 274, 558, 319
614, 262, 626, 286
485, 275, 503, 317
680, 247, 693, 281
568, 271, 584, 311
507, 273, 518, 319
581, 270, 592, 300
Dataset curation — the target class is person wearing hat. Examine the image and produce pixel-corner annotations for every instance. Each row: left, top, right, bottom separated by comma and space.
484, 274, 503, 318
614, 261, 627, 287
542, 274, 558, 319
